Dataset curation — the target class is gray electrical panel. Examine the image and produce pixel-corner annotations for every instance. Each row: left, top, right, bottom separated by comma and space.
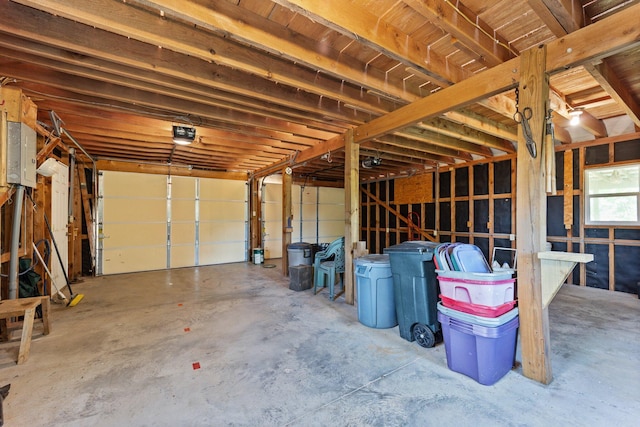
6, 121, 37, 188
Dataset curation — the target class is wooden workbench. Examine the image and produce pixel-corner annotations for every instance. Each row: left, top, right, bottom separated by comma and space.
0, 296, 50, 364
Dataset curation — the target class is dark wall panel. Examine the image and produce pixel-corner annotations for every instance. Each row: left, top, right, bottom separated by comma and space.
473, 164, 489, 195
614, 139, 640, 162
585, 228, 609, 238
585, 145, 608, 165
615, 229, 640, 240
555, 151, 564, 190
547, 196, 566, 237
455, 201, 469, 232
439, 171, 451, 198
494, 198, 512, 234
585, 244, 609, 290
425, 203, 436, 229
573, 150, 579, 190
474, 199, 489, 233
474, 237, 489, 262
455, 167, 469, 197
614, 246, 640, 294
440, 202, 451, 231
494, 160, 512, 194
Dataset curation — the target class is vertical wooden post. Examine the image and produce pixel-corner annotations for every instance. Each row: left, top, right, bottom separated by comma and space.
344, 129, 358, 305
282, 167, 292, 276
516, 45, 553, 384
249, 178, 260, 261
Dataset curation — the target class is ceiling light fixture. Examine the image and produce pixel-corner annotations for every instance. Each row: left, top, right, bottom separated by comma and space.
173, 125, 196, 145
569, 109, 583, 126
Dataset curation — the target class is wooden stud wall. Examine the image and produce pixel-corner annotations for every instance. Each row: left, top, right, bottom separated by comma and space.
360, 133, 640, 295
548, 133, 640, 294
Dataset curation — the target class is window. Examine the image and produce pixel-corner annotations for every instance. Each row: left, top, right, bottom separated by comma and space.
585, 164, 640, 225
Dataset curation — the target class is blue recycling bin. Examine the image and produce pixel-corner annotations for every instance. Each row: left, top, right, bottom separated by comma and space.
355, 254, 397, 329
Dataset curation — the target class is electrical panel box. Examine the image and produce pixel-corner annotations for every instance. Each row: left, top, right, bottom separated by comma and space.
7, 121, 37, 188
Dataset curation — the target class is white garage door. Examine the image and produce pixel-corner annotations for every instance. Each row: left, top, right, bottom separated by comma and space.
263, 181, 344, 259
99, 171, 246, 275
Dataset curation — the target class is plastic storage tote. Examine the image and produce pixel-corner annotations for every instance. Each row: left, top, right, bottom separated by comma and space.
383, 241, 440, 348
355, 254, 397, 329
439, 295, 516, 318
437, 305, 519, 385
438, 275, 515, 307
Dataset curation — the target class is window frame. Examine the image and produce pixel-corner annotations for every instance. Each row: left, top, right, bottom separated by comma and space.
584, 163, 640, 226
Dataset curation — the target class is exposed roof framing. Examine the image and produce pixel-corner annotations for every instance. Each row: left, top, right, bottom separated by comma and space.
1, 0, 638, 183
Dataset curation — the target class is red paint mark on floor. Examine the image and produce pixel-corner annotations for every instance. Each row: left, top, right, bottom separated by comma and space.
192, 362, 200, 370
178, 303, 183, 307
184, 327, 190, 332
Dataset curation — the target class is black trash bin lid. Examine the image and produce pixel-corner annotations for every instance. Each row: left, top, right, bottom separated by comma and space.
288, 242, 312, 249
383, 241, 438, 254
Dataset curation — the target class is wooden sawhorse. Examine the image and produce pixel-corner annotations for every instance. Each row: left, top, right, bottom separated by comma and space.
0, 297, 50, 364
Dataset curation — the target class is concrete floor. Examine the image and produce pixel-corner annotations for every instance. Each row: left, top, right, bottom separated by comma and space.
1, 261, 638, 426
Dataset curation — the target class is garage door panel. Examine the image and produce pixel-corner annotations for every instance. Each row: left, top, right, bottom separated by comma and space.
200, 200, 245, 220
200, 179, 245, 200
199, 242, 245, 264
171, 176, 196, 198
319, 187, 344, 204
104, 198, 166, 222
104, 172, 166, 198
319, 220, 343, 241
200, 221, 244, 242
103, 245, 166, 274
172, 223, 196, 244
106, 222, 166, 247
172, 199, 195, 221
171, 244, 195, 268
101, 171, 246, 274
318, 204, 344, 220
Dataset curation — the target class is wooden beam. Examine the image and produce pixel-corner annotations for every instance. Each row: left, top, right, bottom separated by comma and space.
528, 0, 583, 37
403, 0, 515, 66
585, 61, 640, 128
418, 117, 515, 152
353, 4, 640, 143
354, 60, 519, 143
249, 178, 261, 262
95, 160, 247, 181
9, 0, 422, 107
516, 45, 553, 384
282, 167, 293, 276
396, 128, 492, 158
344, 130, 358, 305
444, 110, 519, 142
269, 0, 463, 86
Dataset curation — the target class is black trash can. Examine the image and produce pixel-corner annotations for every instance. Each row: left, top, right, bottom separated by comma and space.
384, 241, 440, 348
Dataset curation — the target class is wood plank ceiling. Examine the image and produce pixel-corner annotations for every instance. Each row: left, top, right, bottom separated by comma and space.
1, 0, 638, 183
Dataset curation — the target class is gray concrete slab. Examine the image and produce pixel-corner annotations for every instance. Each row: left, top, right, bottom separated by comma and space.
1, 262, 638, 426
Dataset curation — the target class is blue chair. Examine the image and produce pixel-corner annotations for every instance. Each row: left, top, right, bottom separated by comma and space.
313, 237, 345, 300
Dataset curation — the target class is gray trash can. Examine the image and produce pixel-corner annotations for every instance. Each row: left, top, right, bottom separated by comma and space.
355, 254, 397, 329
384, 241, 440, 348
287, 242, 313, 267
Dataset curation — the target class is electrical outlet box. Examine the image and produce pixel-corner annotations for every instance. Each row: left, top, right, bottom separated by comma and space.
6, 121, 37, 188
